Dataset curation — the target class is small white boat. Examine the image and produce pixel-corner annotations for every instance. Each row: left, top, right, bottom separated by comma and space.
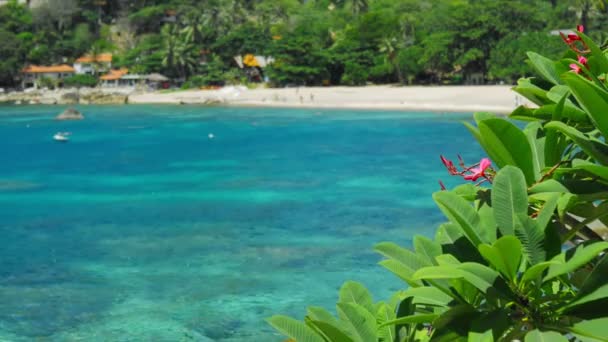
53, 132, 70, 142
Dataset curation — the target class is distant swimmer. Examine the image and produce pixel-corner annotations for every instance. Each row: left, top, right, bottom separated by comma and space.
208, 133, 215, 139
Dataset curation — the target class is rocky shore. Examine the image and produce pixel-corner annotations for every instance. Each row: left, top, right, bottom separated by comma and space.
0, 88, 132, 105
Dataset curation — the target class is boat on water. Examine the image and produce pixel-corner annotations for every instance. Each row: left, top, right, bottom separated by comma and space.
53, 132, 70, 142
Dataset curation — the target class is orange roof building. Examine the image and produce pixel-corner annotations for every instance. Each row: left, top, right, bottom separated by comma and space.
21, 64, 76, 89
75, 53, 113, 64
74, 53, 113, 75
99, 68, 128, 81
22, 65, 75, 73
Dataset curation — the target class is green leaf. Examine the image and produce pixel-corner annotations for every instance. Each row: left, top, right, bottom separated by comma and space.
570, 317, 608, 341
524, 121, 544, 178
433, 191, 483, 246
413, 264, 499, 294
474, 112, 496, 123
529, 180, 569, 194
435, 223, 484, 263
544, 242, 608, 282
307, 306, 340, 327
521, 261, 558, 284
478, 204, 497, 243
515, 214, 546, 265
308, 320, 354, 342
478, 118, 536, 184
414, 236, 442, 265
579, 254, 608, 297
338, 281, 374, 314
491, 166, 528, 236
513, 77, 551, 106
378, 259, 422, 286
378, 314, 438, 327
478, 236, 522, 282
336, 303, 377, 342
580, 32, 608, 74
401, 286, 454, 306
468, 330, 494, 342
376, 303, 396, 342
562, 72, 608, 138
527, 52, 563, 85
525, 330, 568, 342
267, 315, 325, 342
535, 193, 560, 230
544, 121, 608, 165
572, 159, 608, 181
564, 283, 608, 311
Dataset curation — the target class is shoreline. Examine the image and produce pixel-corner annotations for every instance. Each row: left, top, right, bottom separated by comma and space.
0, 85, 531, 114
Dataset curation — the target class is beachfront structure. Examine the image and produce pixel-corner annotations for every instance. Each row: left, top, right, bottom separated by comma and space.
21, 65, 75, 88
100, 69, 169, 89
233, 55, 275, 69
74, 53, 113, 75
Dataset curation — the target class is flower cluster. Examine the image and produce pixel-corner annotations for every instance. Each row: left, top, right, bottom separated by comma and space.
560, 25, 590, 74
439, 155, 494, 190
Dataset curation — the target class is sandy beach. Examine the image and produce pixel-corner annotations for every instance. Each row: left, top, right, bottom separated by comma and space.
0, 85, 532, 114
129, 85, 529, 113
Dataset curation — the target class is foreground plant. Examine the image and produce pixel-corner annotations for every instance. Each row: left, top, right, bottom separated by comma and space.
268, 27, 608, 341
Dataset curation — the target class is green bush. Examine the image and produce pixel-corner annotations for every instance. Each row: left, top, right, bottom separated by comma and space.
341, 61, 368, 86
63, 74, 97, 88
268, 26, 608, 342
36, 76, 56, 89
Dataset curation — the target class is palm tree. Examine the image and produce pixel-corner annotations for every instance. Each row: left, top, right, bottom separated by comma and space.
161, 24, 198, 80
379, 37, 404, 84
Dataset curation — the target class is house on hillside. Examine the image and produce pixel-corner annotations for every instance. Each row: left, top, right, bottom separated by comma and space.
74, 53, 112, 75
100, 69, 169, 89
21, 65, 75, 88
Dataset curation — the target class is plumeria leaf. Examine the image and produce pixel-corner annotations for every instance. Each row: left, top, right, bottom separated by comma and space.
544, 242, 608, 282
491, 166, 528, 236
267, 315, 325, 342
338, 281, 374, 314
544, 121, 608, 165
433, 191, 484, 246
478, 118, 537, 185
525, 330, 568, 342
478, 236, 522, 282
561, 72, 608, 138
527, 52, 563, 85
336, 303, 377, 342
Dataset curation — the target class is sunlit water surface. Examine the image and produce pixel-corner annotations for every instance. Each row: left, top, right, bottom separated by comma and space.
0, 105, 481, 341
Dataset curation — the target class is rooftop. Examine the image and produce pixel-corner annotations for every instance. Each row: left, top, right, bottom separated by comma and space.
22, 64, 75, 73
100, 68, 129, 81
75, 53, 113, 63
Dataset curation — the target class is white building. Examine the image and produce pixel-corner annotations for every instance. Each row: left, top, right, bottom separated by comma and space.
21, 64, 75, 88
74, 53, 112, 75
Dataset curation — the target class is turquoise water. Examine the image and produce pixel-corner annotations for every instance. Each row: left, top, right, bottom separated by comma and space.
0, 105, 481, 341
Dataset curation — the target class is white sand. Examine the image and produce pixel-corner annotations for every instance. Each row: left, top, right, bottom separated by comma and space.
128, 85, 531, 113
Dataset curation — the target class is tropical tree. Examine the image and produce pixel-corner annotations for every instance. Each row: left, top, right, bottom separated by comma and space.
379, 37, 404, 84
160, 24, 198, 79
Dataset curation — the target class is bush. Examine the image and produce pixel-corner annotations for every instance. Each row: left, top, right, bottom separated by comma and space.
268, 26, 608, 341
36, 76, 56, 89
341, 61, 368, 86
63, 74, 97, 88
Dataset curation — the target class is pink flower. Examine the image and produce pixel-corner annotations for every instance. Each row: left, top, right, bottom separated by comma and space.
570, 63, 582, 74
463, 158, 492, 181
578, 55, 588, 65
440, 155, 458, 175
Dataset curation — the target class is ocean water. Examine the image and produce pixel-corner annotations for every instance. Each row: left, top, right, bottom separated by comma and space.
0, 105, 482, 341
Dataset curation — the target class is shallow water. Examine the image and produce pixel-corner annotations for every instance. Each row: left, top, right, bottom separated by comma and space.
0, 105, 481, 341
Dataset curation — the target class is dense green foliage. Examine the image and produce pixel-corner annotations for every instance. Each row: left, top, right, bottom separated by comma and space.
2, 0, 608, 87
268, 29, 608, 341
63, 74, 98, 87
